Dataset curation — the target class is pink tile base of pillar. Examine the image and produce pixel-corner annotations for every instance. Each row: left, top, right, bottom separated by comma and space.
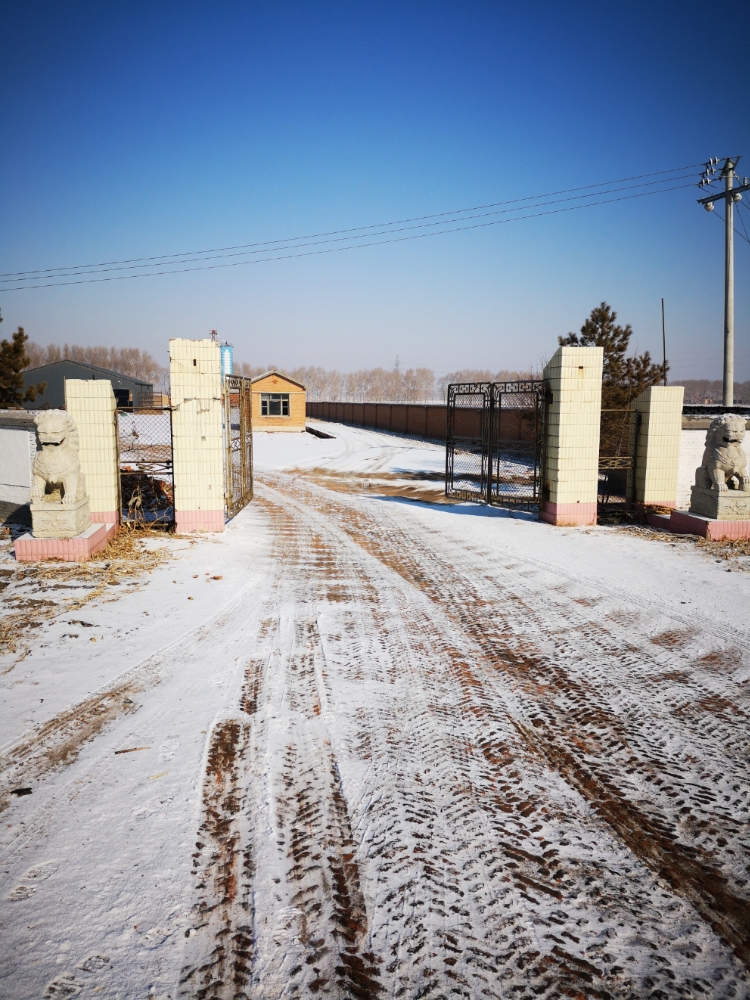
540, 501, 598, 526
14, 522, 117, 563
90, 510, 119, 524
175, 509, 225, 533
647, 509, 750, 540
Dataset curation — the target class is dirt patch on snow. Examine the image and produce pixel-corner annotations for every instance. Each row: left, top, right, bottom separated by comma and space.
0, 529, 173, 661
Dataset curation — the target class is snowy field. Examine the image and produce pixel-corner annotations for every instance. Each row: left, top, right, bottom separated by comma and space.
254, 419, 445, 476
1, 422, 749, 999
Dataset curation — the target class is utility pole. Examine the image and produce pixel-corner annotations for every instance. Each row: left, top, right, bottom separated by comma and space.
698, 156, 750, 406
661, 298, 666, 386
723, 162, 735, 405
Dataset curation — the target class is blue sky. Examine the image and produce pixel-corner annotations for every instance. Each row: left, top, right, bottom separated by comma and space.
1, 1, 748, 379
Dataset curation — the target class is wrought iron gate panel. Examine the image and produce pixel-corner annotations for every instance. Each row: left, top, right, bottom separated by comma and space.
446, 380, 545, 508
224, 375, 253, 518
445, 383, 492, 501
490, 381, 546, 509
598, 408, 638, 513
117, 407, 174, 526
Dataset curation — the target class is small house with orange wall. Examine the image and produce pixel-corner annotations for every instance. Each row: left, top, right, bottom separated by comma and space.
251, 370, 307, 431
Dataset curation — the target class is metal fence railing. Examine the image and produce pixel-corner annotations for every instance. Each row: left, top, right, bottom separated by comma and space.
224, 375, 253, 518
597, 408, 642, 517
117, 407, 174, 526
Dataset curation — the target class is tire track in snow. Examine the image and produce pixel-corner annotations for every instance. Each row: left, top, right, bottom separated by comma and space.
257, 473, 750, 990
252, 612, 382, 998
181, 514, 382, 999
180, 716, 254, 1000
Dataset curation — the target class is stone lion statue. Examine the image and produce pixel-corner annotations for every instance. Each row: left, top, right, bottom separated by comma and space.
694, 414, 749, 493
31, 410, 87, 506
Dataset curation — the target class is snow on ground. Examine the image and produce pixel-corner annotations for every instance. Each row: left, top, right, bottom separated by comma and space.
1, 423, 749, 999
254, 420, 445, 475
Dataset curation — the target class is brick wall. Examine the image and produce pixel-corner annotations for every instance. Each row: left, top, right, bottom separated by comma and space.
65, 379, 119, 523
169, 338, 224, 532
307, 400, 448, 440
540, 346, 603, 526
630, 386, 684, 507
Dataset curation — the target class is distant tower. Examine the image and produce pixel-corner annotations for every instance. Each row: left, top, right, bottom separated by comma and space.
210, 330, 234, 375
220, 344, 234, 376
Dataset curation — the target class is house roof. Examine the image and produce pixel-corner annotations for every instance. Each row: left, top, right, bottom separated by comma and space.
250, 370, 306, 390
23, 359, 153, 387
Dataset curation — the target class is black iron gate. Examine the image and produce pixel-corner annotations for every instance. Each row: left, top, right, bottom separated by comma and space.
598, 408, 640, 516
446, 380, 546, 509
117, 407, 174, 526
490, 381, 547, 508
445, 383, 492, 501
223, 375, 253, 518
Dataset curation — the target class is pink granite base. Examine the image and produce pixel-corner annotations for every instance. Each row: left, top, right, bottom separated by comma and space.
90, 510, 119, 524
540, 500, 598, 526
175, 509, 225, 533
646, 509, 750, 540
14, 522, 117, 563
634, 501, 676, 511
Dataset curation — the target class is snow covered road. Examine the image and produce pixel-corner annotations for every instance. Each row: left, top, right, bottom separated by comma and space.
1, 424, 749, 999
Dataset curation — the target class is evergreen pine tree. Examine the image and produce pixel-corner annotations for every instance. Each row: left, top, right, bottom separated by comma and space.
0, 312, 47, 407
559, 302, 667, 409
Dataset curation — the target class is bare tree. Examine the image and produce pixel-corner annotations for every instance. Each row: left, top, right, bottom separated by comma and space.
673, 379, 750, 404
435, 368, 537, 401
24, 341, 168, 387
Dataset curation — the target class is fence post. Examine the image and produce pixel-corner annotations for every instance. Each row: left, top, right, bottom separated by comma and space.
630, 385, 684, 508
65, 379, 119, 526
169, 338, 225, 533
540, 346, 603, 526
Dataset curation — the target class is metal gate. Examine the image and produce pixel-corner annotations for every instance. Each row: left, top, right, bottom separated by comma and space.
223, 375, 253, 518
445, 383, 492, 500
490, 381, 546, 508
117, 407, 174, 526
446, 380, 546, 509
598, 408, 639, 515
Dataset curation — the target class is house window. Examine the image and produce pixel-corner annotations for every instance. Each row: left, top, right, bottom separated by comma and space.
261, 392, 290, 416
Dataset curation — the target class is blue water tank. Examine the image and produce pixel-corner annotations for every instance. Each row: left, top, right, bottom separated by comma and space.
220, 344, 234, 376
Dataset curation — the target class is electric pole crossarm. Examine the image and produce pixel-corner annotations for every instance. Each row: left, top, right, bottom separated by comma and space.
697, 181, 750, 205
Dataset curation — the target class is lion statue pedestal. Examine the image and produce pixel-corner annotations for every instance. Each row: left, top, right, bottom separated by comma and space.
690, 414, 750, 521
30, 410, 91, 539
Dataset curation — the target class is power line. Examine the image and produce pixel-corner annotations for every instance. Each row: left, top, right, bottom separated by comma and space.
737, 201, 750, 243
710, 207, 750, 245
0, 182, 696, 292
0, 174, 699, 284
0, 161, 708, 281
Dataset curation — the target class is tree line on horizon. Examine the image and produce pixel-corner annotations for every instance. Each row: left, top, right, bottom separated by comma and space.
24, 340, 167, 386
234, 363, 536, 402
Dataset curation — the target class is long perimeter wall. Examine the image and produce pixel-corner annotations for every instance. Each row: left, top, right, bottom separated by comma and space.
307, 400, 449, 439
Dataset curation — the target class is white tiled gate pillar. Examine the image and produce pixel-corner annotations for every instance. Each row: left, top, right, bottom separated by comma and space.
65, 378, 120, 525
169, 338, 225, 533
630, 385, 684, 508
540, 345, 603, 526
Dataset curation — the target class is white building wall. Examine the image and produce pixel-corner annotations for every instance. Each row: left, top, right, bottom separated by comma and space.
677, 427, 750, 510
0, 423, 37, 504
